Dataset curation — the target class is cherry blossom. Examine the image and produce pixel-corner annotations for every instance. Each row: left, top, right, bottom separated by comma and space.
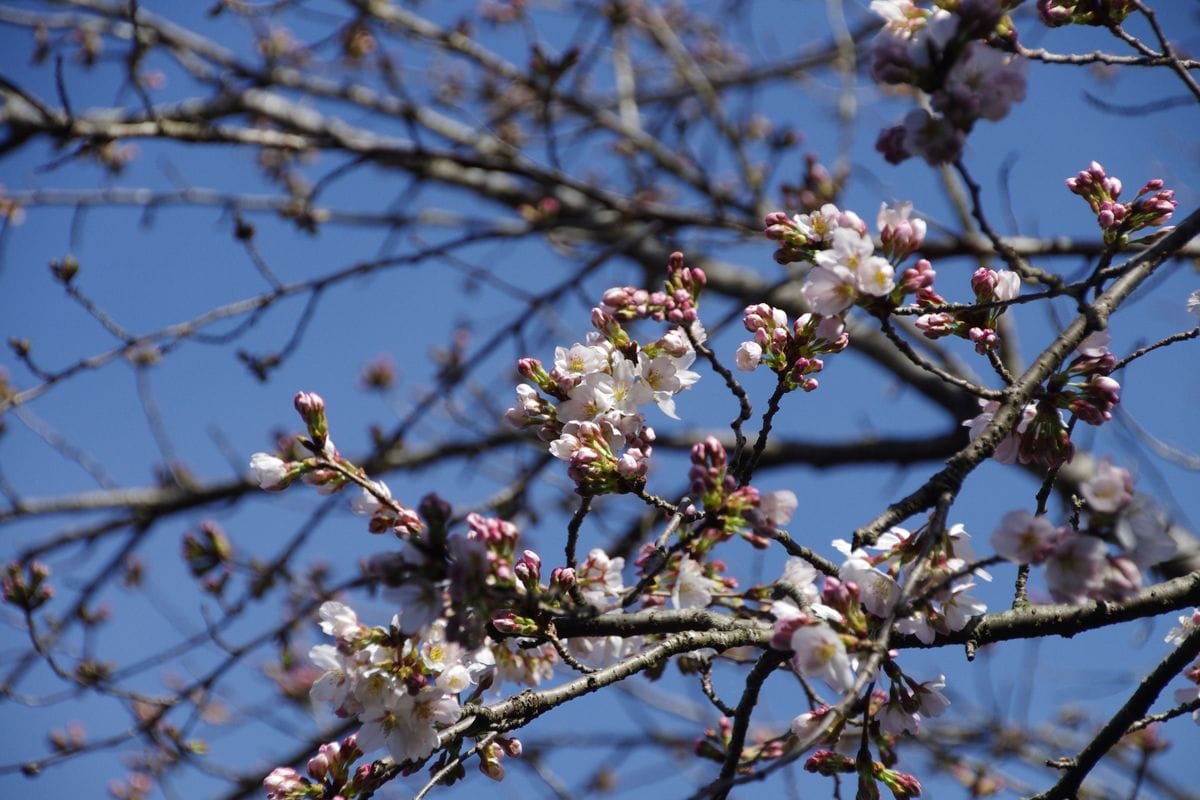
801, 263, 858, 316
553, 343, 608, 380
1114, 495, 1179, 568
318, 600, 362, 642
350, 480, 391, 517
1044, 532, 1107, 603
672, 557, 723, 609
249, 452, 291, 490
1081, 459, 1133, 514
786, 623, 856, 693
735, 341, 762, 371
356, 689, 459, 764
309, 644, 360, 713
577, 548, 626, 608
991, 510, 1057, 565
963, 399, 1038, 464
833, 539, 901, 618
1164, 609, 1200, 646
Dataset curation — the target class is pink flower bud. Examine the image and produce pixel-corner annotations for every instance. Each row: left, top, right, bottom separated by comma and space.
550, 567, 576, 589
293, 391, 325, 419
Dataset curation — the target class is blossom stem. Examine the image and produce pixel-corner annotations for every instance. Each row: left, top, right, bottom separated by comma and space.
878, 317, 1003, 400
735, 375, 789, 486
687, 322, 753, 471
1112, 327, 1200, 372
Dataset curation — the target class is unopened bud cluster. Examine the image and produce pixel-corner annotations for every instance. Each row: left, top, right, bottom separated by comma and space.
687, 436, 799, 549
737, 306, 850, 392
1066, 162, 1176, 245
1037, 0, 1133, 27
4, 560, 53, 612
915, 266, 1020, 354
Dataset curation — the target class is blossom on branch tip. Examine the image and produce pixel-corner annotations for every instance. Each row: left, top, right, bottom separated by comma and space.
877, 201, 927, 261
250, 452, 293, 490
1066, 162, 1176, 244
3, 560, 54, 612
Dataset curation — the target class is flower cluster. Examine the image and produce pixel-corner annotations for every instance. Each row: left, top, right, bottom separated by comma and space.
763, 202, 867, 266
804, 749, 923, 800
600, 250, 707, 326
627, 543, 735, 613
249, 392, 423, 536
769, 522, 983, 756
963, 331, 1123, 469
3, 559, 54, 612
874, 669, 951, 738
964, 397, 1066, 467
251, 388, 695, 787
915, 265, 1021, 353
263, 736, 368, 800
870, 0, 1027, 166
306, 602, 493, 768
1037, 0, 1133, 27
687, 436, 799, 548
991, 460, 1178, 603
765, 201, 929, 321
836, 523, 989, 645
992, 509, 1121, 603
1066, 162, 1177, 245
506, 253, 704, 495
736, 306, 849, 392
1046, 331, 1121, 427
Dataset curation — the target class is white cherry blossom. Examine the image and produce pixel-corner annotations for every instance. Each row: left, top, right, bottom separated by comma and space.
553, 343, 609, 378
249, 452, 289, 490
802, 264, 858, 316
672, 557, 722, 609
788, 624, 855, 692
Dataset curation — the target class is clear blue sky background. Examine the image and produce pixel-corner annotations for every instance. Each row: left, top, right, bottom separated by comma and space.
1, 1, 1199, 798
